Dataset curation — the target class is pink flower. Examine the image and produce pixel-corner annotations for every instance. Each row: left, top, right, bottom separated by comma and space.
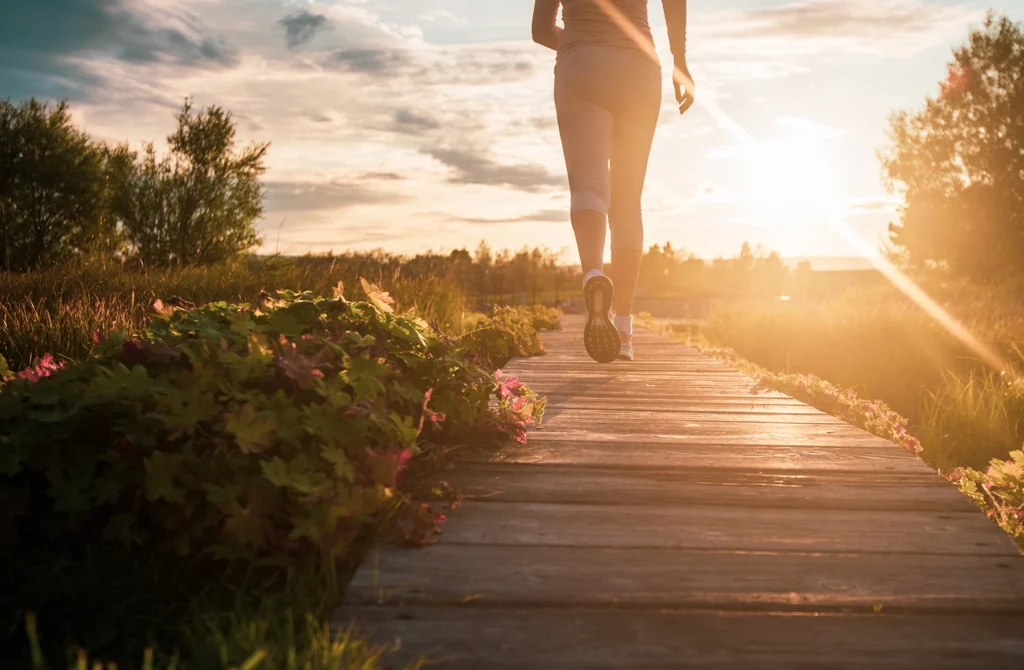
17, 353, 66, 382
496, 373, 525, 401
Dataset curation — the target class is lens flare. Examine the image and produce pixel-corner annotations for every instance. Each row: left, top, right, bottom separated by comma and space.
589, 0, 1012, 376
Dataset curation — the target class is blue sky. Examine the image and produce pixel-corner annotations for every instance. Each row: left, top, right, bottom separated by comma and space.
3, 1, 1021, 261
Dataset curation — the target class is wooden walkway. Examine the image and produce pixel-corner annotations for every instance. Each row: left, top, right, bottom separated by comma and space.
337, 316, 1024, 668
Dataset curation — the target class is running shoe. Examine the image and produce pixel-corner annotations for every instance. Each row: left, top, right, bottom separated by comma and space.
583, 273, 620, 363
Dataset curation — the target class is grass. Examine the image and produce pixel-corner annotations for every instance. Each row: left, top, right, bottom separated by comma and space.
690, 283, 1024, 471
0, 254, 468, 370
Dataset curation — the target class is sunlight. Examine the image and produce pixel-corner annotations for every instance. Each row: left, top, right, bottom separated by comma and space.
741, 138, 840, 226
702, 92, 1014, 377
590, 0, 1014, 377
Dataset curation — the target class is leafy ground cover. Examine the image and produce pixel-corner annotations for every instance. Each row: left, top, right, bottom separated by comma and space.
1, 279, 553, 668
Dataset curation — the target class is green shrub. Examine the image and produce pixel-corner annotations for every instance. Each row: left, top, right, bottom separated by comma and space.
954, 451, 1024, 549
462, 305, 559, 371
0, 281, 545, 663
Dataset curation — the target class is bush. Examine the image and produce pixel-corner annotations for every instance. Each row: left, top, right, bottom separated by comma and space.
954, 450, 1024, 548
462, 305, 559, 371
0, 282, 545, 663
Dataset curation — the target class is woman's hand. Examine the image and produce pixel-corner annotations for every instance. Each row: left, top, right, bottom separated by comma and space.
673, 58, 696, 115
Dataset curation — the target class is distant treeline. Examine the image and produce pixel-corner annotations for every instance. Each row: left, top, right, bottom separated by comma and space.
293, 242, 880, 308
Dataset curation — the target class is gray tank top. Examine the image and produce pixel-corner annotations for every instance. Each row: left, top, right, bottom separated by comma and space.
558, 0, 655, 56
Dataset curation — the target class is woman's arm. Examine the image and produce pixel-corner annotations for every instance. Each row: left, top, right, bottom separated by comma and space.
662, 0, 695, 113
532, 0, 562, 51
661, 0, 687, 63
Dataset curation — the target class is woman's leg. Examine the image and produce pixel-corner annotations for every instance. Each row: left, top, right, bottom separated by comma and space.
608, 61, 661, 317
554, 53, 614, 275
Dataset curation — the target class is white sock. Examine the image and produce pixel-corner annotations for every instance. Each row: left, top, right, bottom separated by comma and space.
613, 314, 633, 335
582, 268, 605, 290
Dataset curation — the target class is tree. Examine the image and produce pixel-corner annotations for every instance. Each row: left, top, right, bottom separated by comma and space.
0, 99, 116, 271
880, 13, 1024, 277
110, 99, 268, 266
474, 240, 493, 302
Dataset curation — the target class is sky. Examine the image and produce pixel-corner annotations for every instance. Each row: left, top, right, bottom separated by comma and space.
3, 1, 1022, 262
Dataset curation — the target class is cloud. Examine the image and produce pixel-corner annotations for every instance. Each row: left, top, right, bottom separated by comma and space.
264, 180, 404, 213
0, 0, 235, 99
845, 196, 902, 217
325, 48, 413, 75
424, 147, 566, 192
320, 44, 538, 85
704, 1, 982, 56
461, 209, 568, 224
419, 9, 468, 26
279, 10, 330, 49
392, 108, 442, 133
360, 171, 405, 181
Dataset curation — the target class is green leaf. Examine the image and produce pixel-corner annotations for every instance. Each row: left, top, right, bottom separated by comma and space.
144, 451, 187, 503
341, 356, 388, 403
226, 403, 277, 454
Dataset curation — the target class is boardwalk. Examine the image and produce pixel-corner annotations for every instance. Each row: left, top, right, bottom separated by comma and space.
337, 316, 1024, 668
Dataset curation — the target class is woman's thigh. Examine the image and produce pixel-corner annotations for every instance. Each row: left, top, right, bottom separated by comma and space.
607, 56, 661, 225
555, 53, 614, 215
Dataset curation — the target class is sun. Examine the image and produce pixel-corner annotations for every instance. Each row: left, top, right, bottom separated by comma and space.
741, 138, 842, 227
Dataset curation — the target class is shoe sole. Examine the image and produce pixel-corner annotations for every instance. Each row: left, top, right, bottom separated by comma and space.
583, 275, 620, 364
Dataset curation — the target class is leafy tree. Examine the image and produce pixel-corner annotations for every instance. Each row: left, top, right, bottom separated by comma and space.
110, 99, 269, 266
881, 13, 1024, 277
0, 99, 116, 271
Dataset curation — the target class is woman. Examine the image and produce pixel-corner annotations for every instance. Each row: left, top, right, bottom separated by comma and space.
532, 0, 694, 363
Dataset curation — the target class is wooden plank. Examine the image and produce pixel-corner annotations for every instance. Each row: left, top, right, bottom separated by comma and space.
540, 398, 821, 413
335, 606, 1024, 669
537, 409, 852, 426
426, 501, 1016, 555
439, 464, 970, 511
528, 427, 898, 447
476, 441, 925, 471
346, 545, 1024, 613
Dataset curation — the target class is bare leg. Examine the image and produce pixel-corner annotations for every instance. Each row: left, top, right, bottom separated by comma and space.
572, 209, 607, 274
610, 246, 642, 315
607, 63, 660, 317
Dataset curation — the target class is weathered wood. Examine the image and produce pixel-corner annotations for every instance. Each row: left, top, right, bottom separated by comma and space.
419, 501, 1015, 555
438, 463, 969, 511
346, 545, 1024, 613
538, 408, 854, 426
528, 427, 899, 447
336, 606, 1024, 670
338, 315, 1024, 667
474, 441, 927, 472
541, 398, 824, 414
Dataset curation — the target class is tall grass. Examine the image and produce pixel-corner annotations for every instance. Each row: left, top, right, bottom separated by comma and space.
919, 366, 1024, 470
0, 254, 467, 369
694, 282, 1024, 472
